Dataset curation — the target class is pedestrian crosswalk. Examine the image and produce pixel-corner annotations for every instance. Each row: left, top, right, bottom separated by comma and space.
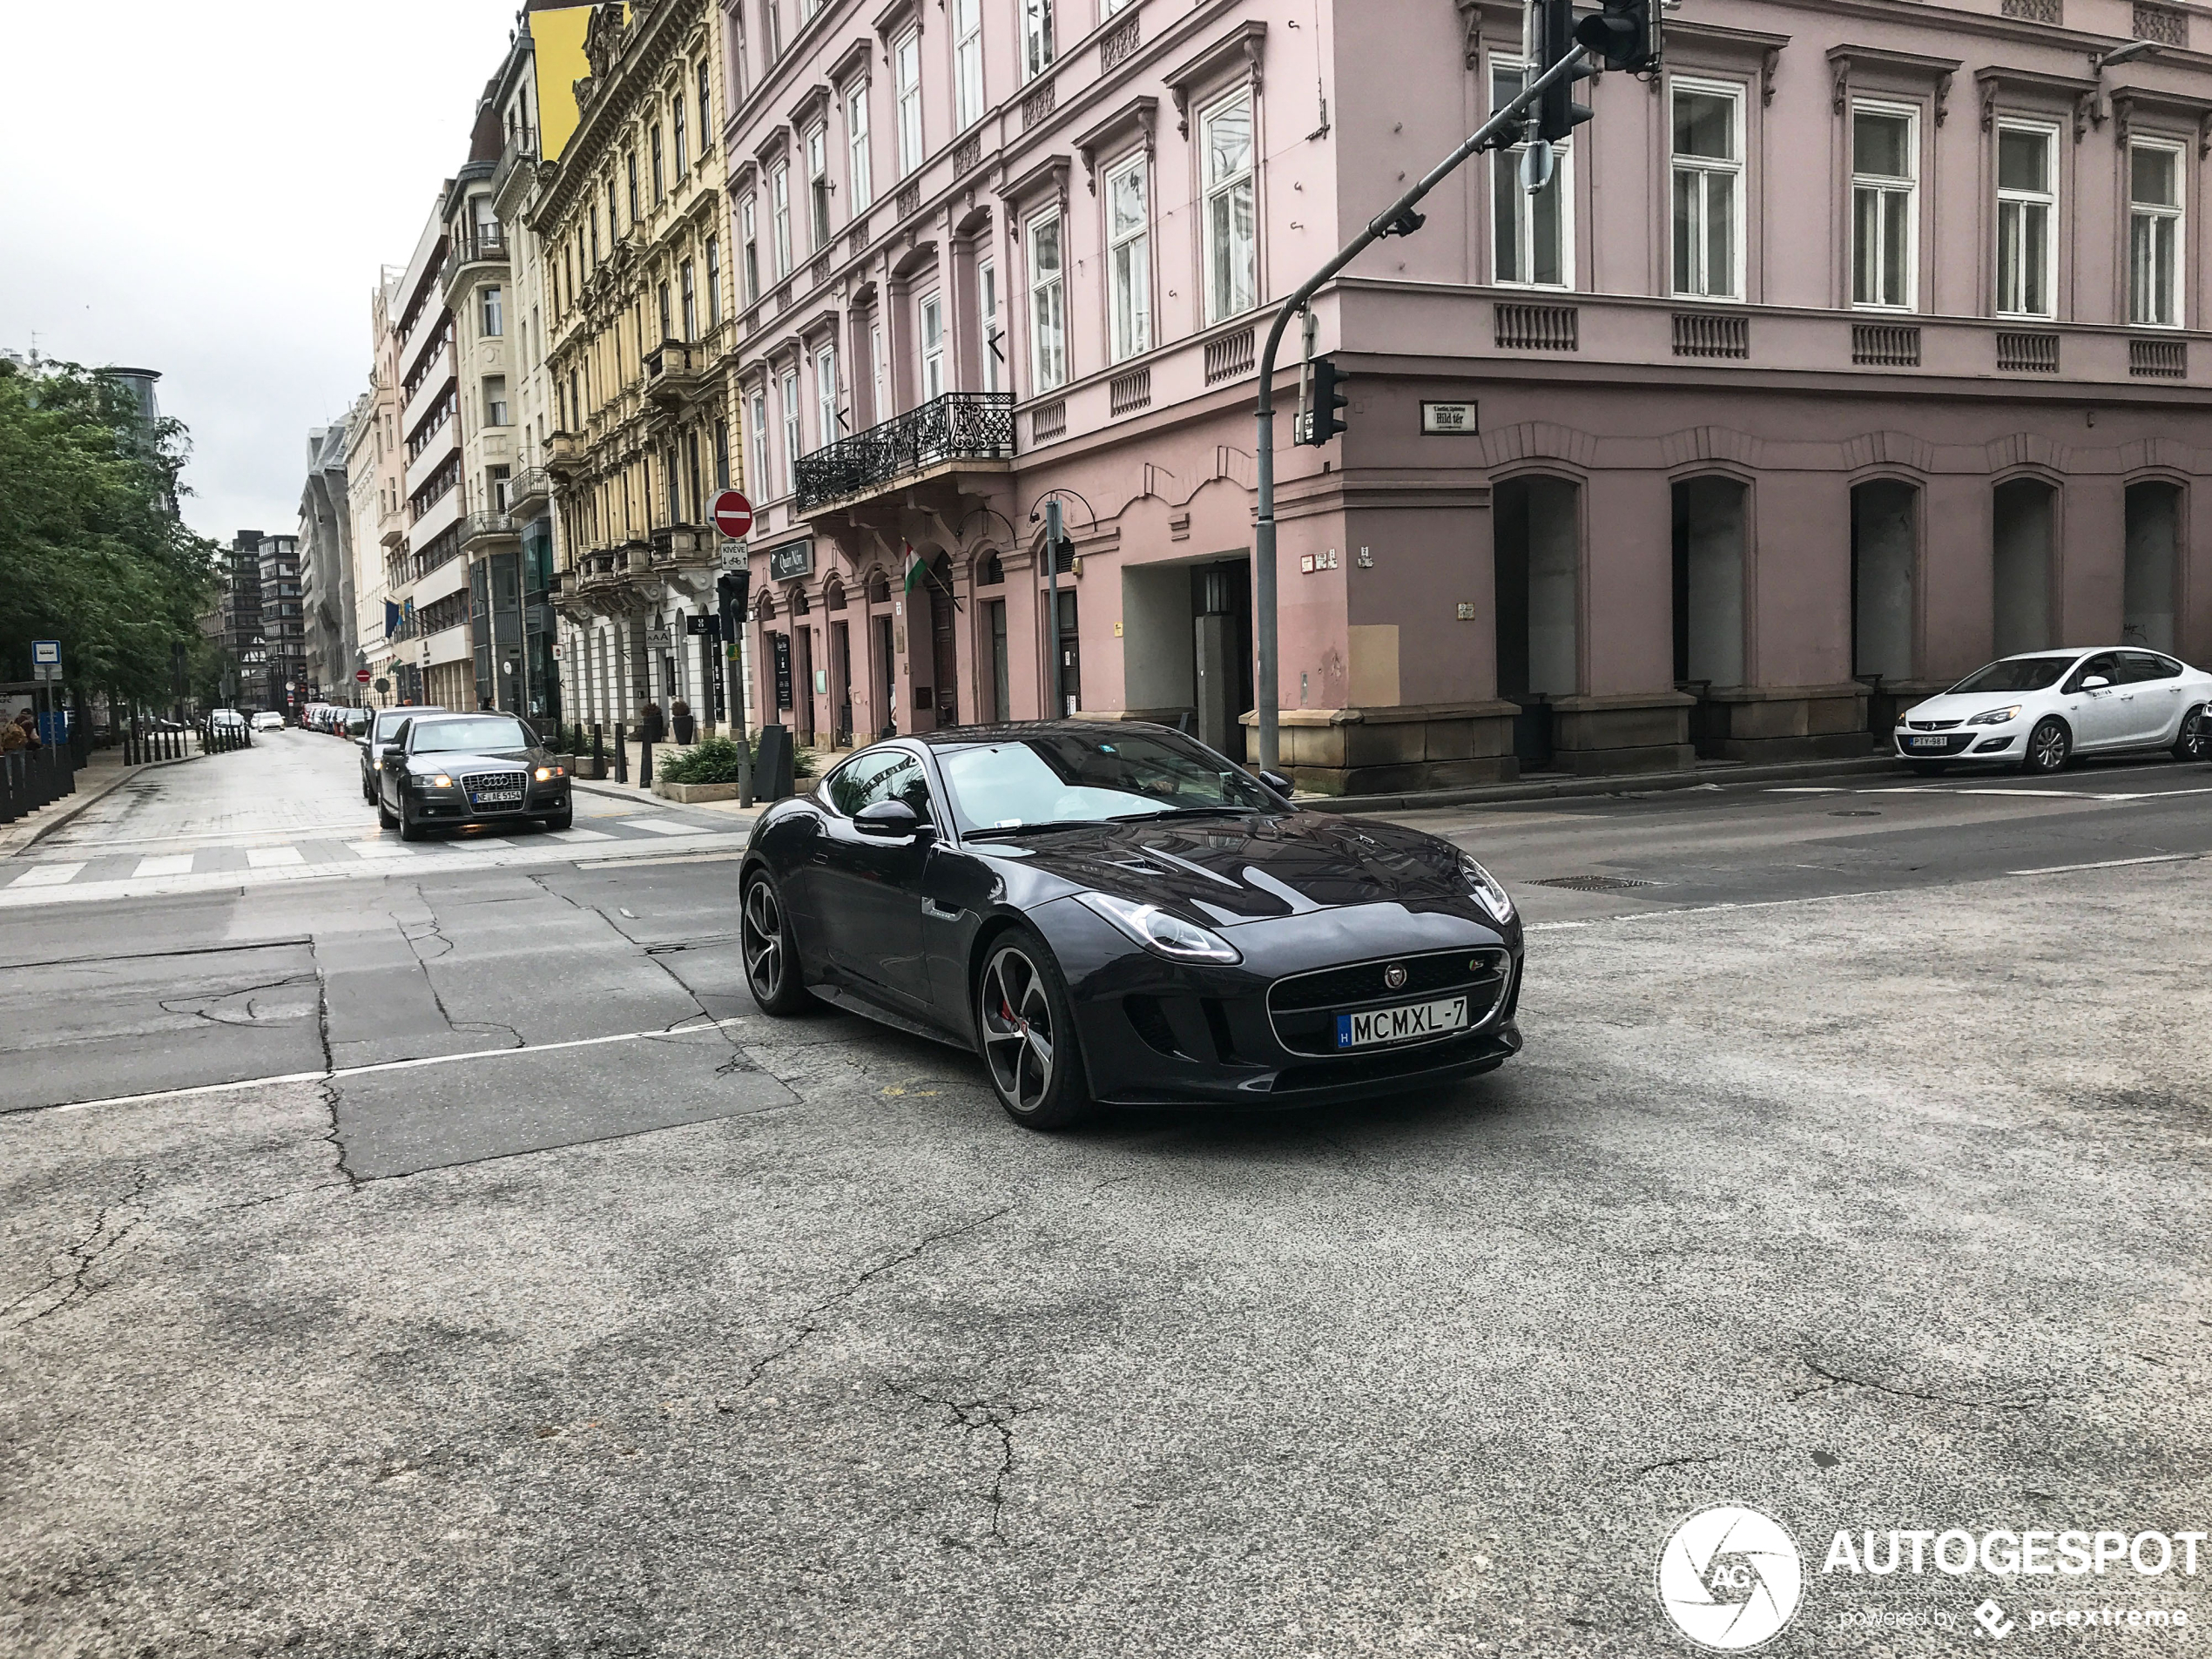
1, 813, 748, 907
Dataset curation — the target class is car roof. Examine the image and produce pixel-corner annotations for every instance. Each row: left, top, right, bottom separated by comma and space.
907, 720, 1182, 749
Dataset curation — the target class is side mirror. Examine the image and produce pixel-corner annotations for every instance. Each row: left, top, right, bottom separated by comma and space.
2082, 676, 2111, 691
855, 799, 920, 839
1258, 769, 1295, 797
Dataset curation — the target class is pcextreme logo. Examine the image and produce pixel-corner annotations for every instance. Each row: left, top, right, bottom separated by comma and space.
1658, 1505, 1806, 1651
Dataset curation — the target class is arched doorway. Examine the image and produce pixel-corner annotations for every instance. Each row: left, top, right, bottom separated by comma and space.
1993, 479, 2056, 657
1671, 476, 1747, 688
1851, 480, 1918, 684
1493, 475, 1581, 768
2124, 482, 2181, 651
927, 552, 960, 727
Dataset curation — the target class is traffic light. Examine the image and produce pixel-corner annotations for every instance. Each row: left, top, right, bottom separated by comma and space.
1298, 358, 1350, 447
716, 570, 750, 636
1537, 0, 1595, 145
1575, 0, 1660, 73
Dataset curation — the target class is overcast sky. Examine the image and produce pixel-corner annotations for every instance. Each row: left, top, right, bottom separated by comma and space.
0, 1, 522, 549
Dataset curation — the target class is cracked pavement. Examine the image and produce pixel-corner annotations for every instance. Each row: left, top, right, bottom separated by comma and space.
2, 734, 2210, 1656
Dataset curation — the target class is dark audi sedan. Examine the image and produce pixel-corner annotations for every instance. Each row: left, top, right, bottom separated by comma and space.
374, 712, 571, 840
739, 723, 1523, 1130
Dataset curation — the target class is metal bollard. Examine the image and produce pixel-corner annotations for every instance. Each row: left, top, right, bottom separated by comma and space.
591, 723, 604, 773
0, 752, 17, 825
640, 733, 653, 790
613, 722, 629, 785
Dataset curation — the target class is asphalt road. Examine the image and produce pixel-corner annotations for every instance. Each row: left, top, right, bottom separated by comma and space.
3, 732, 2209, 1657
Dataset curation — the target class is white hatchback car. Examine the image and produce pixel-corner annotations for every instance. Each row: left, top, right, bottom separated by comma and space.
1896, 648, 2212, 774
251, 711, 285, 732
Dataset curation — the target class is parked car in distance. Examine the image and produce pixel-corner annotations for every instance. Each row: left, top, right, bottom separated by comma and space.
738, 723, 1525, 1131
374, 712, 571, 839
208, 710, 248, 736
1896, 649, 2212, 774
360, 705, 445, 802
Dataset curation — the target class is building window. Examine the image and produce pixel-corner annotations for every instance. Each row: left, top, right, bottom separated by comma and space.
1106, 152, 1152, 361
1203, 92, 1258, 322
764, 0, 782, 62
1492, 61, 1571, 288
651, 125, 666, 205
955, 0, 985, 129
673, 95, 689, 177
740, 199, 760, 303
1022, 0, 1055, 82
978, 259, 1001, 393
895, 29, 923, 177
626, 152, 639, 226
485, 376, 509, 428
749, 389, 770, 496
590, 203, 601, 263
715, 418, 731, 490
681, 260, 698, 339
1996, 122, 2057, 319
1028, 209, 1068, 391
2130, 139, 2184, 327
816, 344, 840, 443
699, 58, 713, 137
781, 368, 802, 479
1671, 81, 1743, 300
807, 125, 831, 249
1851, 104, 1918, 310
706, 238, 724, 327
771, 161, 792, 276
846, 84, 873, 211
920, 292, 946, 398
658, 281, 673, 342
482, 285, 505, 336
871, 322, 887, 420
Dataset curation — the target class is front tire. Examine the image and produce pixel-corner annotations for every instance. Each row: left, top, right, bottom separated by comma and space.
741, 870, 813, 1015
975, 931, 1093, 1131
541, 804, 574, 832
2173, 705, 2209, 763
377, 787, 396, 830
398, 791, 427, 842
2025, 717, 2072, 775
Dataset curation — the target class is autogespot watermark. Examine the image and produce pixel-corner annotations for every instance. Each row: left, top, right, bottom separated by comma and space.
1658, 1510, 2204, 1650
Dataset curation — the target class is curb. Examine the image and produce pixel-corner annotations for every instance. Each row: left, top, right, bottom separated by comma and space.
1312, 754, 1906, 815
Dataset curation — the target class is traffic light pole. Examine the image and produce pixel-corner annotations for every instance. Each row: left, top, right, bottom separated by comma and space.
1251, 44, 1596, 776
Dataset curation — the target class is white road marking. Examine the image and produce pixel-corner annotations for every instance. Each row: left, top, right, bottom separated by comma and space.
347, 841, 415, 859
1765, 787, 1847, 794
10, 863, 84, 887
449, 836, 515, 849
2006, 853, 2201, 877
132, 855, 194, 878
548, 828, 616, 842
246, 846, 306, 868
37, 1017, 754, 1116
624, 817, 704, 836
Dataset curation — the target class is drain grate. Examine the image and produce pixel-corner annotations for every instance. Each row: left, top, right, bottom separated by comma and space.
1829, 809, 1882, 818
1538, 874, 1662, 892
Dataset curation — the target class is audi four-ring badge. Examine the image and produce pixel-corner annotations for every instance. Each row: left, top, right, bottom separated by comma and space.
737, 723, 1524, 1130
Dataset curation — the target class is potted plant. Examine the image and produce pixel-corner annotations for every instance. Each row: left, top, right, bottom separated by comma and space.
670, 698, 695, 745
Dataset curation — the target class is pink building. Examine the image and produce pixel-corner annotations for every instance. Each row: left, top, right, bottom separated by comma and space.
719, 0, 2212, 792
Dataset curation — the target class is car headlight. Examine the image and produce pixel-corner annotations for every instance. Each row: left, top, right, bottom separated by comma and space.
1460, 857, 1517, 926
1075, 892, 1242, 963
429, 773, 453, 789
534, 765, 563, 781
1968, 705, 2022, 726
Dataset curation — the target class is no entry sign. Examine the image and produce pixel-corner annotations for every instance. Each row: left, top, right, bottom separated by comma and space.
355, 669, 373, 684
710, 490, 754, 540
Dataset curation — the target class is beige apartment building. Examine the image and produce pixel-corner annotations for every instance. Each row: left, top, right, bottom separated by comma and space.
534, 0, 745, 735
348, 271, 412, 709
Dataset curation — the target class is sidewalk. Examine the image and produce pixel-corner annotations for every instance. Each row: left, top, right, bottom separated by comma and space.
0, 745, 198, 859
1318, 752, 1905, 814
567, 738, 762, 826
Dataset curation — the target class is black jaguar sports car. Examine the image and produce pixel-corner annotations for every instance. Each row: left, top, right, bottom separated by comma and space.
738, 723, 1523, 1129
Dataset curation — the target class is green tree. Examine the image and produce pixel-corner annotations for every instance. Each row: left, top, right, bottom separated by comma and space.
0, 360, 220, 707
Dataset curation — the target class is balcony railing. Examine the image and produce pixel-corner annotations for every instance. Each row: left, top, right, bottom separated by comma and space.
461, 511, 517, 550
649, 525, 706, 565
795, 392, 1015, 514
509, 467, 551, 509
443, 225, 508, 276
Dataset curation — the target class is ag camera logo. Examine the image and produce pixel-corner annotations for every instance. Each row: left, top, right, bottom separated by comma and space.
1659, 1505, 1805, 1651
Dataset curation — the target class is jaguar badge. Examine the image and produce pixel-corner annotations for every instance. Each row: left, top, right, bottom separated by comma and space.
1384, 963, 1408, 990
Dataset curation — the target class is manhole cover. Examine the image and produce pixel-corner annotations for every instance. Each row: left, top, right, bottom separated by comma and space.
1828, 809, 1882, 818
1537, 874, 1661, 892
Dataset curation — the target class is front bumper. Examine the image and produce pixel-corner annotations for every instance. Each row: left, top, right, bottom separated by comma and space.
407, 783, 570, 822
1896, 729, 2019, 761
1047, 899, 1525, 1109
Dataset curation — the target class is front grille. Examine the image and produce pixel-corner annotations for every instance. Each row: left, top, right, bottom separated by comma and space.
1268, 949, 1513, 1058
461, 769, 529, 810
1908, 718, 1961, 731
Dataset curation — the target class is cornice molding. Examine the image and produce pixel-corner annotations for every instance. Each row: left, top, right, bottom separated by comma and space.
1163, 20, 1265, 139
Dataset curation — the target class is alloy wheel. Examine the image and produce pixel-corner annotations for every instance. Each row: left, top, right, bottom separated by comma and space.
742, 880, 785, 1001
2028, 719, 2069, 773
980, 945, 1056, 1115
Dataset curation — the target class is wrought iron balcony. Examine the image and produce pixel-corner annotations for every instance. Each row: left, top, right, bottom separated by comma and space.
794, 392, 1015, 515
508, 468, 551, 512
649, 525, 706, 565
460, 511, 518, 551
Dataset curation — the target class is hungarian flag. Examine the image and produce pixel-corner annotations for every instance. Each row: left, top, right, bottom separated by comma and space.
902, 543, 925, 594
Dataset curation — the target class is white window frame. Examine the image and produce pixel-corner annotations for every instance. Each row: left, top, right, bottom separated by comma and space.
1022, 0, 1055, 84
894, 29, 923, 178
954, 0, 985, 131
2129, 136, 2186, 329
781, 367, 803, 479
1670, 77, 1745, 302
1851, 100, 1919, 312
1201, 91, 1258, 324
1490, 57, 1575, 291
681, 260, 698, 340
673, 92, 689, 177
740, 197, 760, 304
846, 84, 873, 212
1994, 118, 2059, 320
1105, 151, 1152, 361
978, 258, 1001, 393
919, 292, 946, 400
871, 322, 887, 421
806, 124, 831, 250
770, 161, 792, 276
707, 236, 724, 326
482, 285, 505, 336
1028, 209, 1068, 392
748, 388, 771, 497
816, 343, 840, 443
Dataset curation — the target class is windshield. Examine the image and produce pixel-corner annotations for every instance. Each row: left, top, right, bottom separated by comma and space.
1948, 656, 2077, 695
412, 717, 533, 753
374, 711, 419, 740
938, 731, 1278, 836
